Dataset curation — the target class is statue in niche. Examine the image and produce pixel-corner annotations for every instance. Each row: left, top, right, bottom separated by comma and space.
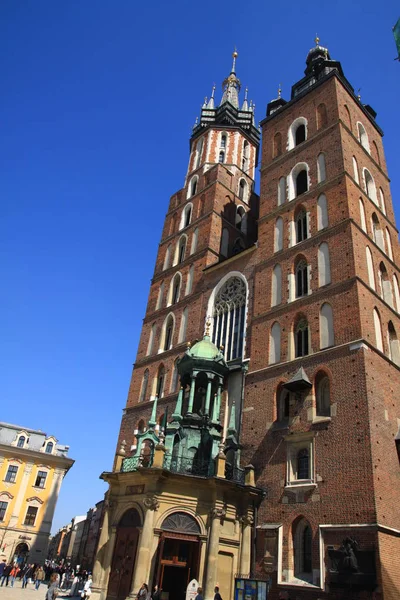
338, 537, 359, 572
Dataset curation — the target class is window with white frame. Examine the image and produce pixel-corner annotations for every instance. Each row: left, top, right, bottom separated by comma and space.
274, 217, 283, 252
5, 465, 18, 483
34, 470, 47, 489
366, 246, 376, 290
0, 501, 8, 522
371, 213, 385, 251
211, 275, 247, 361
160, 314, 175, 352
155, 365, 165, 398
156, 282, 164, 310
317, 153, 326, 183
186, 265, 194, 295
286, 437, 314, 485
378, 262, 393, 306
238, 179, 247, 201
139, 369, 149, 402
24, 505, 38, 526
163, 245, 172, 271
295, 209, 308, 243
242, 141, 250, 172
45, 442, 54, 454
364, 169, 378, 205
147, 323, 157, 356
385, 228, 393, 260
180, 204, 193, 230
288, 163, 309, 200
278, 177, 286, 206
393, 274, 400, 313
277, 386, 290, 421
189, 176, 198, 198
357, 122, 370, 153
320, 303, 334, 349
288, 117, 307, 150
353, 156, 360, 184
17, 436, 26, 448
292, 518, 313, 582
317, 194, 328, 230
318, 243, 331, 287
388, 321, 400, 366
194, 137, 203, 170
379, 188, 386, 215
295, 260, 309, 298
359, 198, 367, 232
271, 265, 282, 307
269, 321, 281, 364
373, 307, 383, 352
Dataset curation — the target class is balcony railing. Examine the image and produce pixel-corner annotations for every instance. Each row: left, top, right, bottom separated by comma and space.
121, 452, 246, 484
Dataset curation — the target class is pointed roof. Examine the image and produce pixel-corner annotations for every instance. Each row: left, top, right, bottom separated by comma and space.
220, 50, 241, 108
283, 367, 312, 392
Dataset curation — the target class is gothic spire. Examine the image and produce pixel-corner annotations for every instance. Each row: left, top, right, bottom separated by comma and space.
220, 49, 241, 108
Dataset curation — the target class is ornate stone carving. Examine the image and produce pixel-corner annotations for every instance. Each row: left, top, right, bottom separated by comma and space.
143, 496, 159, 511
210, 507, 226, 520
239, 513, 254, 526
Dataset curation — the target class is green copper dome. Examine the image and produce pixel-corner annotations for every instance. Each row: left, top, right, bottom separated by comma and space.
188, 335, 222, 360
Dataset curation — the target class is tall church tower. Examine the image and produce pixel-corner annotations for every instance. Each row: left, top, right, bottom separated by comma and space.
245, 39, 400, 599
91, 43, 400, 600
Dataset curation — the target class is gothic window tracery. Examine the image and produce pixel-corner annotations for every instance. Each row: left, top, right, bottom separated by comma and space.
212, 276, 247, 361
161, 512, 201, 534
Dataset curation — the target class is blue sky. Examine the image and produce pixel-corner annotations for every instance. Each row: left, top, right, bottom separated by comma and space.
1, 1, 399, 533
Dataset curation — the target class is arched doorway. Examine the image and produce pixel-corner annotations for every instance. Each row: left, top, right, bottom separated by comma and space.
107, 508, 141, 600
13, 543, 29, 566
155, 512, 201, 600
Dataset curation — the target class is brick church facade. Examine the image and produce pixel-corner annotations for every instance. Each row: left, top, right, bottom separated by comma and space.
92, 42, 400, 600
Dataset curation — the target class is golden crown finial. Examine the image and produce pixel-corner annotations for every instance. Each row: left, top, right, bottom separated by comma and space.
315, 34, 320, 45
233, 46, 238, 58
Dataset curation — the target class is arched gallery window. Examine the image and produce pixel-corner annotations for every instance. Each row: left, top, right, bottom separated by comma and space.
295, 260, 309, 298
274, 217, 283, 252
317, 153, 326, 183
315, 372, 330, 416
269, 321, 281, 364
278, 177, 286, 206
366, 246, 376, 290
373, 308, 383, 352
357, 122, 370, 153
271, 265, 282, 307
295, 319, 309, 357
139, 369, 149, 402
211, 275, 247, 361
317, 194, 328, 230
318, 242, 331, 287
320, 303, 334, 349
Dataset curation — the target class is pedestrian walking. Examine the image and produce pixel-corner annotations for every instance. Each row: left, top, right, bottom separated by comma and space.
10, 565, 20, 587
80, 574, 92, 599
34, 565, 45, 590
46, 573, 59, 600
195, 587, 203, 600
0, 561, 6, 579
22, 564, 34, 588
0, 564, 12, 587
213, 586, 223, 600
152, 584, 162, 600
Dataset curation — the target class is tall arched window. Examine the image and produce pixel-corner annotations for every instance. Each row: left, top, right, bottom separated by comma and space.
277, 386, 290, 421
160, 314, 175, 352
278, 177, 286, 205
139, 369, 149, 402
316, 103, 328, 129
289, 163, 309, 200
186, 264, 194, 295
378, 262, 393, 306
293, 519, 313, 580
271, 265, 282, 307
388, 322, 400, 366
393, 274, 400, 313
359, 198, 367, 232
371, 213, 385, 251
357, 122, 370, 153
385, 228, 393, 260
295, 260, 309, 298
190, 227, 199, 255
373, 308, 383, 352
238, 179, 247, 201
189, 176, 198, 198
219, 151, 225, 164
364, 169, 377, 205
180, 203, 193, 229
156, 282, 164, 310
269, 322, 281, 364
211, 276, 247, 361
163, 245, 172, 270
178, 307, 188, 343
295, 209, 308, 243
288, 117, 307, 149
273, 132, 282, 157
320, 303, 334, 349
315, 373, 330, 416
221, 228, 229, 257
242, 141, 250, 172
147, 323, 157, 356
169, 273, 182, 306
46, 442, 54, 454
318, 242, 331, 287
295, 319, 309, 357
175, 235, 187, 265
317, 153, 326, 183
366, 247, 376, 290
297, 449, 309, 480
220, 133, 227, 149
236, 206, 246, 231
379, 188, 386, 215
352, 156, 360, 184
296, 170, 308, 196
317, 194, 328, 230
170, 359, 179, 393
194, 137, 203, 169
274, 217, 283, 252
343, 105, 352, 130
156, 365, 165, 398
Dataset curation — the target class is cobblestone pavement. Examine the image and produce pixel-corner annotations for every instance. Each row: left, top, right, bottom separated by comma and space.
0, 583, 75, 600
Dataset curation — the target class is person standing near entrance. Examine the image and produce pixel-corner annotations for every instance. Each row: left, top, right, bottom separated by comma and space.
213, 586, 223, 600
152, 584, 162, 600
137, 583, 150, 600
0, 564, 12, 587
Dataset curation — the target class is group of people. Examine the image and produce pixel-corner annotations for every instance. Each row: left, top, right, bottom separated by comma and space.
0, 559, 93, 598
136, 583, 223, 600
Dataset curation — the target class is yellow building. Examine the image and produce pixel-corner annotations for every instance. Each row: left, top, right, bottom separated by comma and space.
0, 422, 74, 565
